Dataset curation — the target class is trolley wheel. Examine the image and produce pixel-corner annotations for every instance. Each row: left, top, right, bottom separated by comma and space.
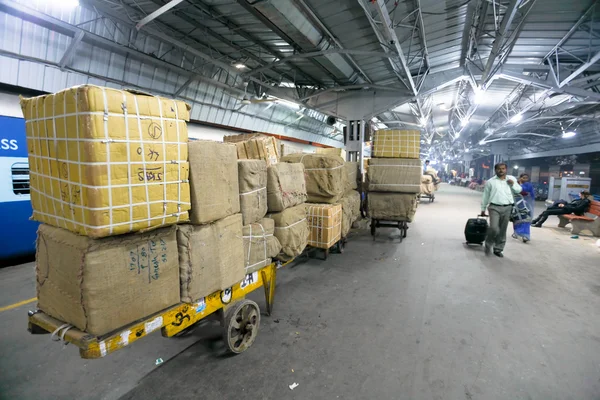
336, 240, 345, 254
430, 195, 435, 203
401, 221, 408, 238
223, 299, 261, 354
371, 219, 376, 236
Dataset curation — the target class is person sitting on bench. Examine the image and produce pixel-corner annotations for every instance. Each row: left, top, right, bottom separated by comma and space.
532, 191, 593, 227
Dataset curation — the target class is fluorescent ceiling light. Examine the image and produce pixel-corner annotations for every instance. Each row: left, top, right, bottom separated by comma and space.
276, 99, 301, 110
514, 165, 519, 169
465, 148, 470, 153
562, 131, 576, 138
473, 88, 484, 104
235, 63, 247, 69
461, 119, 469, 127
509, 113, 523, 123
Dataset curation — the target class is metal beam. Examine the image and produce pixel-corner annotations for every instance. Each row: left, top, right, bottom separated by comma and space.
510, 142, 600, 160
370, 0, 419, 96
76, 0, 311, 103
301, 84, 410, 101
186, 0, 323, 87
135, 0, 185, 30
58, 30, 84, 69
497, 69, 600, 100
560, 51, 600, 87
480, 0, 523, 83
293, 0, 373, 84
235, 0, 344, 86
244, 49, 393, 78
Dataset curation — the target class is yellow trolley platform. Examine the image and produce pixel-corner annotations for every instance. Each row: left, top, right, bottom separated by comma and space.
28, 263, 281, 358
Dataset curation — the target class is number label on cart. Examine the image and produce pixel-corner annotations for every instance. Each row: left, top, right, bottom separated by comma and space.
240, 272, 258, 290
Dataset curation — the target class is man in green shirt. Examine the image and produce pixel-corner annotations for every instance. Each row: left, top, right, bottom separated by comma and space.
480, 163, 522, 257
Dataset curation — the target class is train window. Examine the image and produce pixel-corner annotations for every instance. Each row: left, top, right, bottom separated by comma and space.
11, 163, 30, 195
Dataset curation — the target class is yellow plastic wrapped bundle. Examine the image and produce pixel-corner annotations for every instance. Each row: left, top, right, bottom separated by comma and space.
21, 85, 191, 238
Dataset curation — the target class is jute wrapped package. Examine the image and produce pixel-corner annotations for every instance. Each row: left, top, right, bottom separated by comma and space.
177, 214, 245, 303
20, 85, 191, 238
266, 162, 307, 212
367, 158, 422, 193
243, 218, 282, 274
238, 160, 267, 225
316, 147, 346, 161
368, 193, 419, 222
188, 141, 240, 225
345, 162, 359, 192
339, 190, 361, 237
268, 204, 309, 260
281, 154, 346, 204
36, 224, 180, 336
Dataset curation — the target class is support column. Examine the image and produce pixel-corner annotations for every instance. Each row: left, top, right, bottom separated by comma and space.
345, 120, 366, 174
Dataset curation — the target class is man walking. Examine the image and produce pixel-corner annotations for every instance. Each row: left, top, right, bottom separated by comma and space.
480, 163, 522, 257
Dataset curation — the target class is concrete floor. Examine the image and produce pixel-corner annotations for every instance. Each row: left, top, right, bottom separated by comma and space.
1, 184, 600, 400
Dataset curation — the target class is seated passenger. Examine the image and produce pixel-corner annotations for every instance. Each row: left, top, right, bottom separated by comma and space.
532, 191, 593, 227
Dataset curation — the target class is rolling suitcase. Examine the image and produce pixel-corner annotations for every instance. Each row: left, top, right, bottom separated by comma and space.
465, 217, 488, 245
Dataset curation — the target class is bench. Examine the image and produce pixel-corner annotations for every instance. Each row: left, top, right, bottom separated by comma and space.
557, 200, 600, 236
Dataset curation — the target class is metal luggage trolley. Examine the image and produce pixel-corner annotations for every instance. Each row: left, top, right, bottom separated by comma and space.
27, 262, 284, 358
365, 192, 409, 241
420, 192, 435, 203
370, 219, 409, 241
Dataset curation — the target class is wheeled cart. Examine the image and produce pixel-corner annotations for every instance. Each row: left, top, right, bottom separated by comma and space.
420, 193, 435, 202
370, 219, 409, 241
27, 263, 281, 358
309, 238, 346, 260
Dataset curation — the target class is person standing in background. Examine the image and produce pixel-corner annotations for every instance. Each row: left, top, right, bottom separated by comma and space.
480, 163, 522, 257
512, 173, 535, 243
424, 159, 430, 173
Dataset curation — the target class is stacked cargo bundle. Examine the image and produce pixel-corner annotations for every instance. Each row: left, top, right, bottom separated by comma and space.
367, 130, 421, 223
281, 154, 348, 250
316, 147, 346, 161
266, 162, 309, 260
237, 159, 281, 272
421, 166, 440, 194
224, 133, 280, 167
181, 140, 246, 303
21, 85, 191, 335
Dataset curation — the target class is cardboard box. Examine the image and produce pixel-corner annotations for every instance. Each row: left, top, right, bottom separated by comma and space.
224, 134, 280, 167
372, 129, 421, 159
306, 203, 342, 249
367, 158, 422, 193
188, 141, 240, 225
36, 224, 180, 336
20, 85, 191, 238
178, 214, 245, 303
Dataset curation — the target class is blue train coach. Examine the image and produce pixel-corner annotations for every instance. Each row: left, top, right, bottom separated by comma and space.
0, 92, 39, 261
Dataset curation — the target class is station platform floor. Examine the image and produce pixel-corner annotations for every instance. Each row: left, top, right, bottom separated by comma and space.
1, 184, 599, 400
